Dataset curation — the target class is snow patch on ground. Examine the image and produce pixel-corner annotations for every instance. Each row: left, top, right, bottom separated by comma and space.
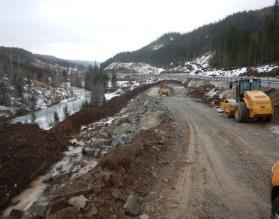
105, 79, 156, 101
253, 65, 279, 73
80, 116, 116, 131
270, 125, 279, 136
205, 88, 218, 98
105, 90, 123, 101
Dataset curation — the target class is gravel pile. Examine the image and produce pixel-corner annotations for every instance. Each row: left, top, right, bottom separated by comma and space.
81, 97, 172, 158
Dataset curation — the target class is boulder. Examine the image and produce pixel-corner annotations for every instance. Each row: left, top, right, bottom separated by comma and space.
108, 214, 117, 219
138, 214, 150, 219
123, 195, 141, 216
111, 174, 124, 188
101, 171, 112, 182
7, 209, 24, 219
120, 133, 132, 145
43, 173, 54, 183
112, 189, 121, 200
118, 116, 130, 125
87, 138, 103, 148
68, 195, 88, 211
31, 201, 49, 218
86, 203, 98, 217
82, 147, 95, 156
112, 139, 121, 148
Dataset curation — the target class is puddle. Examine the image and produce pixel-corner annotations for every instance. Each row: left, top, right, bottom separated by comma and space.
3, 177, 47, 217
2, 145, 97, 217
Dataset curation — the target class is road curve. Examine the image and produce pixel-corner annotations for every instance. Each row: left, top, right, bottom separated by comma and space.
158, 87, 279, 218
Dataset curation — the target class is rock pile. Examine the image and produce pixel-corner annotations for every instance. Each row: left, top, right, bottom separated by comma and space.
81, 97, 171, 158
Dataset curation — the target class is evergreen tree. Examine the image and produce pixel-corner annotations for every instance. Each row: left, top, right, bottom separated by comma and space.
84, 65, 109, 106
54, 111, 60, 123
82, 99, 89, 108
31, 113, 36, 123
63, 105, 69, 117
111, 70, 117, 89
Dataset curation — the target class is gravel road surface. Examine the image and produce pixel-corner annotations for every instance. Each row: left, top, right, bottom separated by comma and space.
145, 86, 279, 218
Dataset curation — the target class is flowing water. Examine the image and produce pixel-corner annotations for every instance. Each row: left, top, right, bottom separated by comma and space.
11, 86, 91, 129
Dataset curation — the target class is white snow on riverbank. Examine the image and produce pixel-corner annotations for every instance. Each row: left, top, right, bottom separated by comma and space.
0, 81, 73, 117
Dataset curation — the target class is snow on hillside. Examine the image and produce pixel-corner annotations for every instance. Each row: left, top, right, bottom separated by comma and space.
187, 52, 214, 69
199, 65, 278, 77
170, 52, 213, 73
0, 80, 73, 117
169, 52, 279, 77
254, 65, 279, 73
27, 81, 73, 109
105, 78, 158, 101
104, 62, 165, 74
152, 44, 164, 51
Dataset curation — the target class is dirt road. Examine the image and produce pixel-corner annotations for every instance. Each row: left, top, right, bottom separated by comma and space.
145, 86, 279, 218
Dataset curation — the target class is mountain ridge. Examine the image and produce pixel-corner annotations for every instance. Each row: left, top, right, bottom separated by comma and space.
102, 5, 278, 69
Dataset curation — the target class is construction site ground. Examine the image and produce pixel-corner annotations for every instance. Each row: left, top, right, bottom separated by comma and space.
2, 81, 279, 219
144, 86, 279, 218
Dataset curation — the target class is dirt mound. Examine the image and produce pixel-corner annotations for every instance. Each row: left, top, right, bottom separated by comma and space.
187, 81, 223, 106
48, 119, 176, 219
0, 123, 65, 210
265, 88, 279, 124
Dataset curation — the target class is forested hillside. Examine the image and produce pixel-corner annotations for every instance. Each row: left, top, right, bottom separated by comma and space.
0, 47, 86, 87
0, 47, 86, 114
102, 4, 279, 69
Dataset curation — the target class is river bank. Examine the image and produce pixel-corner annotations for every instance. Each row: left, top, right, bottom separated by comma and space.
11, 86, 91, 130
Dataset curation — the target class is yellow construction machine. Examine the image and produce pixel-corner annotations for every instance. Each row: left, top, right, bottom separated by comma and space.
158, 85, 173, 96
220, 78, 273, 122
271, 161, 279, 218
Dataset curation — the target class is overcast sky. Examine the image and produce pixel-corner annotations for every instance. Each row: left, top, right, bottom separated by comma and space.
0, 0, 274, 62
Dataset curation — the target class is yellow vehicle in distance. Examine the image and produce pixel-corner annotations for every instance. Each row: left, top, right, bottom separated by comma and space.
158, 85, 173, 96
220, 79, 273, 122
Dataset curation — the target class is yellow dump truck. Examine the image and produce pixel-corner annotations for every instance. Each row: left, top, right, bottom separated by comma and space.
220, 79, 273, 122
158, 85, 173, 96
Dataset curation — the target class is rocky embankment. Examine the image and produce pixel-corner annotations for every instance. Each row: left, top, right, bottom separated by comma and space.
10, 86, 178, 219
79, 97, 171, 158
1, 83, 163, 217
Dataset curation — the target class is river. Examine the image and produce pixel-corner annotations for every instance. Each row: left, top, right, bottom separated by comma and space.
11, 86, 91, 130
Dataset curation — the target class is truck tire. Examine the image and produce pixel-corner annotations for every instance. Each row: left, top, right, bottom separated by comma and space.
263, 115, 272, 122
234, 102, 248, 123
272, 197, 279, 219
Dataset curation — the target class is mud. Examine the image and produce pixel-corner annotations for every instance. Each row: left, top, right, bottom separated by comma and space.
186, 80, 224, 106
0, 123, 65, 210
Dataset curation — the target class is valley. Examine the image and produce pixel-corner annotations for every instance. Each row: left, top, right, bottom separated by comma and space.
0, 1, 279, 218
